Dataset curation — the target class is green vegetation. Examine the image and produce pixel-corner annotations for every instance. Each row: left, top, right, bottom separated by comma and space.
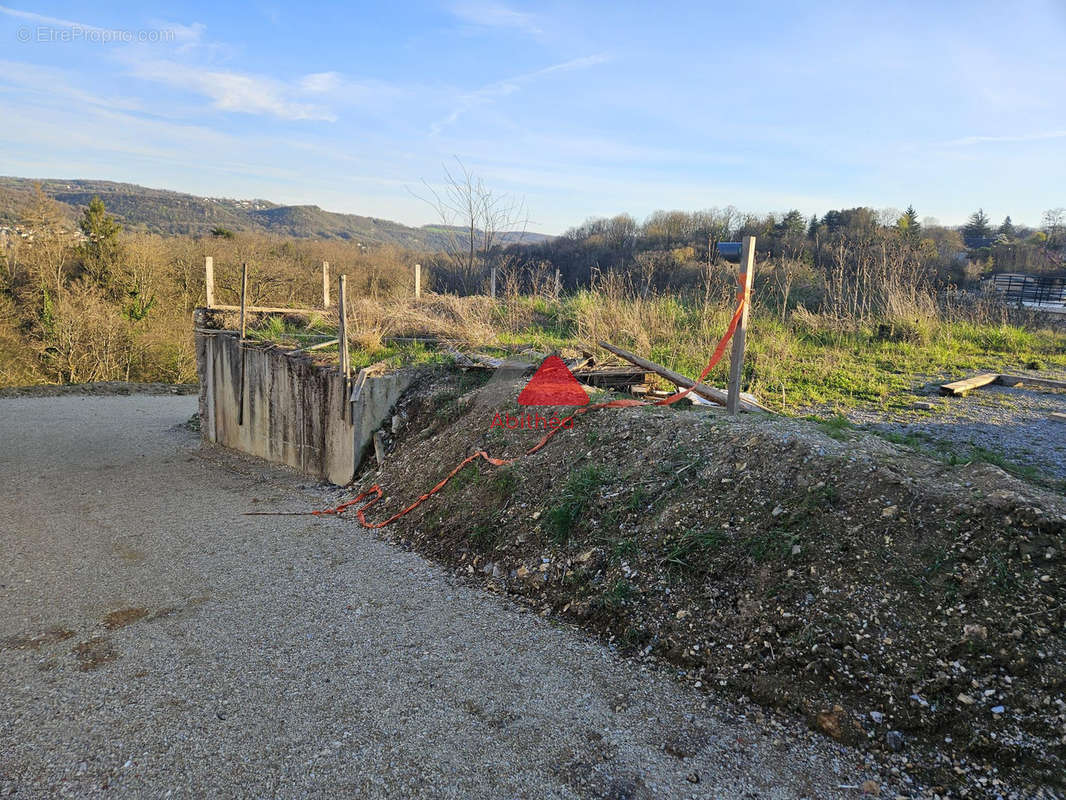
545, 465, 607, 545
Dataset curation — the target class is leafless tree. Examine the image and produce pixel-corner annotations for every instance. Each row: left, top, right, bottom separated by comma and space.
411, 158, 529, 293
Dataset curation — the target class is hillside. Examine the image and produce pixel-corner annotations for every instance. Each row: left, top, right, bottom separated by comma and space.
0, 177, 550, 248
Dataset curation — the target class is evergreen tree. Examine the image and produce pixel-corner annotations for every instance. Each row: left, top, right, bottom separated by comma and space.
998, 215, 1014, 239
963, 208, 992, 240
777, 209, 805, 236
78, 196, 122, 287
897, 205, 921, 238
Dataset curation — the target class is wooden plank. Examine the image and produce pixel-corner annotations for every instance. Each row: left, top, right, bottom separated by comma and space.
237, 262, 248, 426
997, 374, 1066, 391
283, 338, 339, 356
322, 262, 330, 308
727, 235, 755, 415
414, 263, 421, 299
1050, 412, 1066, 423
207, 304, 321, 314
940, 373, 999, 396
597, 341, 770, 413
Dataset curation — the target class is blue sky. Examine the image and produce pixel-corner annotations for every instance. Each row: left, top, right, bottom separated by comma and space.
1, 1, 1064, 234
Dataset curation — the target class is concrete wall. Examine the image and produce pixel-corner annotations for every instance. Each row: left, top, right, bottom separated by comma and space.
195, 331, 414, 485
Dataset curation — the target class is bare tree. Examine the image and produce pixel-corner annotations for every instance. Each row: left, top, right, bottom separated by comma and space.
411, 159, 529, 293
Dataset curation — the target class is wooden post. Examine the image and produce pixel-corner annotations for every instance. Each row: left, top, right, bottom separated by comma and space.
554, 269, 561, 299
338, 274, 351, 422
726, 236, 755, 416
321, 262, 330, 308
204, 256, 215, 308
414, 263, 421, 299
490, 266, 497, 299
237, 262, 248, 425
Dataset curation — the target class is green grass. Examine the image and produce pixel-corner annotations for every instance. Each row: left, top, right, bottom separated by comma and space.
545, 465, 607, 545
661, 527, 727, 573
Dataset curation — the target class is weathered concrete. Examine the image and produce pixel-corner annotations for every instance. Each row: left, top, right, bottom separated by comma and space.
195, 331, 414, 484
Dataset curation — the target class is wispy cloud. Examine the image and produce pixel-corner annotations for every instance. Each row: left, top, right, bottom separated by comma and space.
449, 1, 542, 35
942, 130, 1066, 146
127, 60, 337, 120
431, 54, 609, 134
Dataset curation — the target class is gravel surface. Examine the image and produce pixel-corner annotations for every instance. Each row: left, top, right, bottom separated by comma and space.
0, 395, 881, 799
846, 374, 1066, 482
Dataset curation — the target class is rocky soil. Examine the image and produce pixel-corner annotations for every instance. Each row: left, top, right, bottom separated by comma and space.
334, 369, 1066, 799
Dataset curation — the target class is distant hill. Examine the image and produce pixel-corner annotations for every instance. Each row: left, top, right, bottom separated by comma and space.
0, 177, 551, 249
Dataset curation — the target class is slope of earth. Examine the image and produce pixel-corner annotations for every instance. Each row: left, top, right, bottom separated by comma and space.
339, 370, 1066, 799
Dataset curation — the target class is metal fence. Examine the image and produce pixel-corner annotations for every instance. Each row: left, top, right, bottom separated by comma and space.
985, 272, 1066, 310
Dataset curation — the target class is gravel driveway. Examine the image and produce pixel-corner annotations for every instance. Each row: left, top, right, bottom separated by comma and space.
0, 395, 879, 799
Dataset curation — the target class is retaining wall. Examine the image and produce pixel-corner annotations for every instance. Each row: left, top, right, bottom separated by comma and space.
195, 330, 414, 484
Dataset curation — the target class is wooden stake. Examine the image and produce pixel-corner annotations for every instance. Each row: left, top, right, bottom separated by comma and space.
237, 261, 248, 425
726, 235, 755, 416
414, 263, 421, 299
554, 268, 561, 299
204, 256, 215, 308
338, 274, 351, 422
490, 266, 497, 299
321, 261, 330, 308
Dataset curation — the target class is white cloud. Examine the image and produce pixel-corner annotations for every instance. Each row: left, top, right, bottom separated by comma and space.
300, 72, 341, 94
449, 2, 541, 35
942, 130, 1066, 147
431, 54, 609, 134
128, 60, 337, 121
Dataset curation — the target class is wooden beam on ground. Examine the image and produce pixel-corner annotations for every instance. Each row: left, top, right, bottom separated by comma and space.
940, 373, 999, 396
283, 338, 339, 356
726, 235, 755, 415
1050, 412, 1066, 423
597, 341, 770, 413
997, 374, 1066, 391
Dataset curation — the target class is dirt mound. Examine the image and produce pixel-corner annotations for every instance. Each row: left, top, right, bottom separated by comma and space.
349, 369, 1066, 798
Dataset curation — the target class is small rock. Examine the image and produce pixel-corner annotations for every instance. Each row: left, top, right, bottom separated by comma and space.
991, 705, 1005, 714
814, 708, 844, 740
885, 730, 904, 752
957, 693, 976, 706
861, 779, 880, 796
963, 624, 988, 641
791, 544, 802, 556
869, 711, 884, 724
686, 772, 699, 784
881, 505, 898, 518
516, 565, 530, 579
772, 505, 785, 517
911, 401, 935, 411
